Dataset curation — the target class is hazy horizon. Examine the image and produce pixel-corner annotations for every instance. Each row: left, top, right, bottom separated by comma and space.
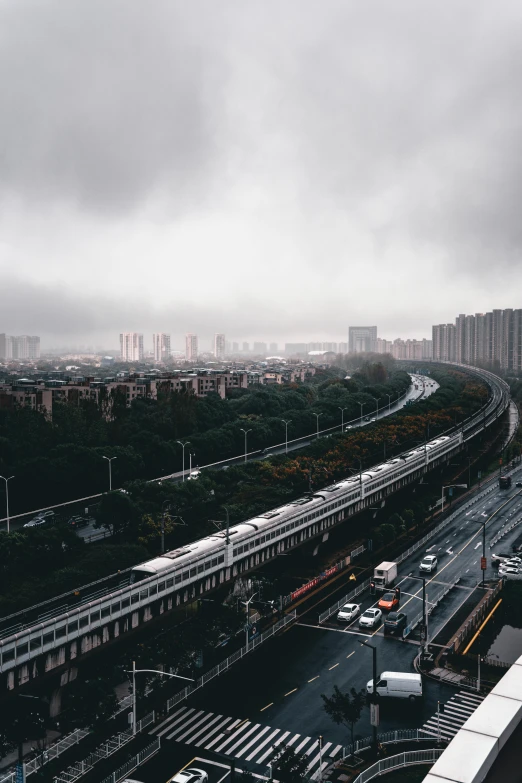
2, 0, 522, 346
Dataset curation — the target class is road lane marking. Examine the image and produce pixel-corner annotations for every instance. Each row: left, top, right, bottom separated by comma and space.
346, 651, 355, 659
284, 688, 298, 697
260, 703, 273, 712
463, 599, 503, 654
308, 676, 320, 682
329, 663, 339, 670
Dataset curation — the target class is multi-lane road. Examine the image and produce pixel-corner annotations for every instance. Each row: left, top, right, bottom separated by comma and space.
126, 467, 522, 781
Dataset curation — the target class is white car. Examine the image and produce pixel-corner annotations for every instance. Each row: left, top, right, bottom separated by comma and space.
170, 768, 209, 783
188, 470, 201, 481
499, 558, 522, 569
420, 555, 438, 573
336, 603, 361, 623
498, 565, 520, 576
359, 608, 383, 629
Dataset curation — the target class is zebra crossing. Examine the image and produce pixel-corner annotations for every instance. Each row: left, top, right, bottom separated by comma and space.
420, 690, 485, 741
150, 705, 342, 780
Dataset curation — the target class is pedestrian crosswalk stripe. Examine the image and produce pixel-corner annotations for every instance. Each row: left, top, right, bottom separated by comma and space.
236, 726, 271, 758
420, 690, 485, 741
148, 705, 341, 776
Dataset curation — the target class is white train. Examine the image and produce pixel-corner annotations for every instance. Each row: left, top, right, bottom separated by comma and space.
129, 433, 461, 586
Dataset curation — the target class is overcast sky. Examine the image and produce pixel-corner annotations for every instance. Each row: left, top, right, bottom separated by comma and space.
1, 0, 522, 350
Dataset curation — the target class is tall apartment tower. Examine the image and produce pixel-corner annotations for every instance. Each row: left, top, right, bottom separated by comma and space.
0, 334, 10, 360
432, 324, 456, 361
348, 326, 377, 353
214, 333, 226, 360
120, 333, 144, 362
185, 333, 198, 362
152, 333, 171, 363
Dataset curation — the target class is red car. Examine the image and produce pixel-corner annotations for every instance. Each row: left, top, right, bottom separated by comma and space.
378, 592, 400, 612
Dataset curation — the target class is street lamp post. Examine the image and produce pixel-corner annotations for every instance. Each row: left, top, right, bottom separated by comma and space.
176, 440, 191, 482
372, 397, 380, 418
358, 402, 366, 425
407, 573, 428, 653
0, 475, 14, 533
240, 428, 252, 463
361, 640, 378, 755
281, 419, 291, 455
338, 407, 347, 432
386, 393, 392, 413
313, 413, 323, 439
161, 501, 171, 554
441, 484, 468, 515
318, 735, 323, 780
102, 457, 117, 491
129, 661, 194, 735
241, 592, 258, 649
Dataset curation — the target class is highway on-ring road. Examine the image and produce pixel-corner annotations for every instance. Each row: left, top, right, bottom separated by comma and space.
149, 468, 522, 764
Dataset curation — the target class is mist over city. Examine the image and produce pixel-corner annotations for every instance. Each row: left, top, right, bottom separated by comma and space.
2, 4, 522, 783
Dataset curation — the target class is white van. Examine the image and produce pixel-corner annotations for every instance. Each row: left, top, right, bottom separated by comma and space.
366, 671, 422, 702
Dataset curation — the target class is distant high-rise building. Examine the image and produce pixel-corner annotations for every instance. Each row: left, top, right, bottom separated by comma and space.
242, 342, 249, 353
432, 324, 456, 362
232, 342, 239, 353
253, 342, 267, 355
433, 308, 522, 371
2, 334, 41, 360
120, 333, 144, 362
269, 342, 278, 354
185, 333, 198, 362
338, 342, 348, 354
152, 333, 171, 363
348, 326, 377, 353
214, 333, 226, 359
285, 343, 308, 356
0, 334, 9, 360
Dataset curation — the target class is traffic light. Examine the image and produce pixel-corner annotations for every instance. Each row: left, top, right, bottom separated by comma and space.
395, 586, 401, 600
370, 580, 376, 595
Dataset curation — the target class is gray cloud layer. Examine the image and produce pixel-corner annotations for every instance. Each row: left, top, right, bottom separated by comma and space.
1, 0, 522, 347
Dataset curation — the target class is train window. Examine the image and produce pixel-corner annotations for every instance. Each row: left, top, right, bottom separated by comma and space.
218, 555, 224, 564
101, 608, 110, 619
68, 620, 78, 632
111, 602, 121, 613
121, 598, 130, 609
79, 616, 89, 627
205, 561, 211, 570
190, 567, 197, 577
197, 564, 205, 574
2, 649, 14, 663
90, 611, 100, 622
158, 582, 166, 592
43, 632, 54, 645
168, 577, 176, 586
30, 638, 42, 651
139, 590, 148, 600
211, 557, 218, 566
55, 626, 66, 639
149, 585, 157, 596
16, 643, 28, 656
233, 549, 238, 556
175, 574, 182, 584
131, 594, 139, 604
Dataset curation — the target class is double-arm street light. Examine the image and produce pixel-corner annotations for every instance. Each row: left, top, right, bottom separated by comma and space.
407, 573, 428, 652
241, 592, 258, 649
281, 419, 292, 455
0, 475, 14, 533
240, 428, 252, 463
386, 393, 393, 413
358, 401, 366, 425
338, 407, 348, 432
102, 456, 117, 491
441, 484, 468, 515
129, 662, 194, 735
176, 440, 191, 482
371, 397, 380, 418
313, 413, 323, 439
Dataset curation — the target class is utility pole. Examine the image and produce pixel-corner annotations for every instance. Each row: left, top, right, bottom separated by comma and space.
240, 428, 251, 463
281, 419, 291, 455
361, 640, 378, 755
176, 440, 191, 482
0, 475, 14, 533
338, 407, 347, 432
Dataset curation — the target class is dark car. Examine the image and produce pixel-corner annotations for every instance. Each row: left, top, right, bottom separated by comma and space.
516, 482, 522, 488
68, 515, 90, 529
384, 611, 407, 636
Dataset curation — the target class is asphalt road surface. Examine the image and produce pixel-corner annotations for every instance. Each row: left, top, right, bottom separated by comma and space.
128, 467, 522, 781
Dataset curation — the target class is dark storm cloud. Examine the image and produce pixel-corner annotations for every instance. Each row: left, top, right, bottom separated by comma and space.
1, 0, 522, 342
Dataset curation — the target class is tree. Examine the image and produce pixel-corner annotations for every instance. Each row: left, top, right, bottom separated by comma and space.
271, 744, 310, 783
321, 686, 366, 748
94, 491, 138, 537
66, 675, 119, 733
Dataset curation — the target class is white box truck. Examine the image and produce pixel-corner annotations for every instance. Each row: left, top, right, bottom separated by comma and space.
366, 671, 423, 702
373, 561, 398, 591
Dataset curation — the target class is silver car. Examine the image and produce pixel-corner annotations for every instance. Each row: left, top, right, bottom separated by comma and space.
170, 768, 209, 783
359, 608, 383, 628
420, 555, 438, 573
336, 603, 361, 623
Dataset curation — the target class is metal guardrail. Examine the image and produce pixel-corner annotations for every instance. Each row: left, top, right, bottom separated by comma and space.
0, 729, 91, 783
403, 575, 460, 638
342, 729, 446, 760
98, 738, 160, 783
318, 578, 371, 624
452, 579, 503, 653
351, 748, 444, 783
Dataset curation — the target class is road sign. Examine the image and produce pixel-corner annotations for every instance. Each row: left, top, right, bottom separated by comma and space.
481, 557, 487, 570
478, 471, 482, 479
15, 764, 24, 783
370, 703, 380, 727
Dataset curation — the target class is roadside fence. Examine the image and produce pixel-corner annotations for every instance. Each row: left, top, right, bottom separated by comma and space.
0, 728, 91, 783
351, 748, 444, 783
52, 728, 135, 783
165, 611, 296, 714
341, 729, 446, 760
98, 738, 160, 783
490, 515, 522, 548
403, 574, 461, 638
